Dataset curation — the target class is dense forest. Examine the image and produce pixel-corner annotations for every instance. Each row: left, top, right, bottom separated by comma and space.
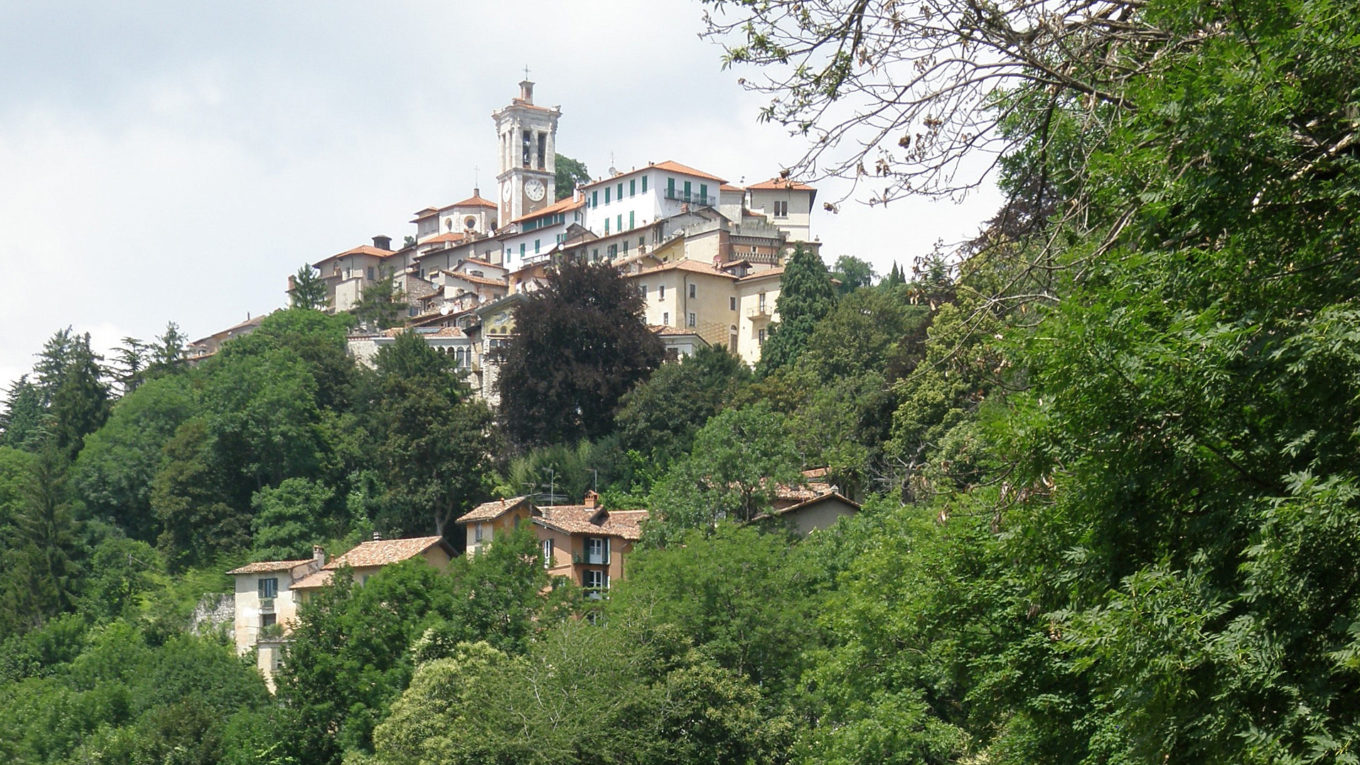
4, 0, 1360, 762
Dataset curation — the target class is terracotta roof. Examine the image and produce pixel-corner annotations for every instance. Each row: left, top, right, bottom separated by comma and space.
747, 177, 816, 191
510, 194, 584, 224
720, 184, 745, 192
423, 232, 469, 246
456, 496, 531, 524
226, 558, 313, 575
442, 269, 508, 288
411, 207, 439, 221
458, 257, 502, 270
650, 160, 727, 184
380, 325, 466, 338
634, 258, 738, 279
533, 506, 648, 541
450, 194, 497, 209
738, 266, 784, 282
290, 569, 335, 590
754, 490, 861, 523
649, 325, 704, 337
314, 244, 397, 267
324, 536, 448, 569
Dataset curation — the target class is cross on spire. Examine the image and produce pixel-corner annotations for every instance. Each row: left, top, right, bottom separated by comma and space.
523, 64, 531, 81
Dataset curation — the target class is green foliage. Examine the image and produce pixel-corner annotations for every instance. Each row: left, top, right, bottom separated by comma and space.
365, 330, 495, 538
151, 418, 244, 571
830, 254, 875, 294
251, 477, 333, 560
757, 245, 837, 376
614, 344, 752, 474
74, 374, 195, 541
0, 376, 47, 450
497, 258, 664, 448
353, 274, 404, 330
290, 264, 330, 310
554, 153, 590, 201
646, 402, 802, 542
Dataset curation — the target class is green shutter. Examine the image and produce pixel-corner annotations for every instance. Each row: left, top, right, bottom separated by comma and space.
630, 179, 636, 196
617, 214, 622, 232
683, 180, 692, 201
592, 190, 598, 206
605, 187, 610, 204
699, 184, 707, 203
642, 175, 648, 193
629, 211, 634, 229
617, 182, 623, 199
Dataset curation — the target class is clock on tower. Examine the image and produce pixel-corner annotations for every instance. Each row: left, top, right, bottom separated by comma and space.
492, 78, 560, 226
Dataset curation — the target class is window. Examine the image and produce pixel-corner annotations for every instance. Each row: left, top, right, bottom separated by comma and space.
534, 239, 540, 254
683, 180, 692, 201
586, 537, 610, 565
667, 177, 675, 197
474, 525, 485, 543
584, 568, 608, 598
258, 578, 278, 599
642, 175, 648, 193
699, 183, 708, 203
774, 200, 789, 218
663, 311, 669, 325
605, 218, 610, 234
608, 244, 618, 258
261, 612, 277, 628
688, 283, 696, 298
687, 312, 696, 327
605, 187, 611, 204
537, 133, 547, 169
592, 248, 599, 261
617, 182, 623, 200
520, 243, 526, 257
622, 239, 629, 253
629, 179, 636, 196
639, 284, 647, 297
629, 211, 634, 229
366, 266, 375, 281
730, 296, 737, 311
541, 538, 553, 568
617, 214, 622, 232
758, 328, 767, 345
659, 284, 666, 299
522, 129, 532, 167
592, 190, 598, 207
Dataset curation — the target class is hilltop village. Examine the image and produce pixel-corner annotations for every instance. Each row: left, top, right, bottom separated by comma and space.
212, 80, 852, 687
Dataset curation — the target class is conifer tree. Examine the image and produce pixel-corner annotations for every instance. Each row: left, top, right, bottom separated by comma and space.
756, 245, 837, 376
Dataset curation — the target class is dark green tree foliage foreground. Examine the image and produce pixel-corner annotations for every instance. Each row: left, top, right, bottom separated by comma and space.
496, 258, 663, 448
706, 0, 1360, 761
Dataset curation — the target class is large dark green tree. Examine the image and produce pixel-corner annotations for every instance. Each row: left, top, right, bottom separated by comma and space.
554, 153, 590, 201
496, 258, 663, 448
756, 246, 836, 376
290, 264, 330, 310
366, 330, 495, 538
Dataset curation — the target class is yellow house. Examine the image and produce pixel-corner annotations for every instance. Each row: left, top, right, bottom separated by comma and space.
532, 492, 648, 598
233, 535, 454, 691
453, 495, 534, 557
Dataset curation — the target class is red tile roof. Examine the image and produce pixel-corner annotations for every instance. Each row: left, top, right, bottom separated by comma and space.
226, 558, 313, 575
738, 266, 784, 282
651, 160, 727, 184
314, 244, 397, 267
509, 195, 584, 224
747, 177, 816, 191
290, 569, 335, 590
720, 183, 745, 192
456, 496, 531, 524
533, 506, 648, 541
423, 232, 469, 245
411, 207, 439, 221
442, 270, 509, 288
634, 258, 738, 279
323, 536, 448, 569
450, 194, 497, 209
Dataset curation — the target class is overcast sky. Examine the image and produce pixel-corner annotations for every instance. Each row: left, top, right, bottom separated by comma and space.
0, 0, 1001, 391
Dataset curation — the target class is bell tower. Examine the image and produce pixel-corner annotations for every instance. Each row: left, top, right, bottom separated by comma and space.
493, 78, 560, 227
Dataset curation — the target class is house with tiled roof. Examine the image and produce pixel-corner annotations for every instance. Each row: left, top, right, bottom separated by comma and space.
753, 470, 861, 535
532, 492, 649, 598
226, 546, 327, 689
745, 176, 818, 243
454, 496, 534, 557
313, 235, 405, 313
290, 534, 456, 597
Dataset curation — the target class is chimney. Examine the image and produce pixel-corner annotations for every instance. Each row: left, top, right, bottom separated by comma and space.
519, 79, 534, 103
373, 235, 392, 251
473, 187, 481, 200
372, 531, 381, 541
312, 545, 326, 566
583, 490, 599, 509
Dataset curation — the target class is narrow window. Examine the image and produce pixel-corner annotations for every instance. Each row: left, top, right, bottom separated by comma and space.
659, 284, 666, 299
537, 133, 547, 169
642, 175, 648, 193
258, 578, 278, 599
617, 214, 622, 232
629, 211, 635, 229
687, 312, 696, 327
534, 239, 540, 254
522, 129, 532, 167
663, 311, 669, 325
729, 296, 736, 311
629, 179, 636, 196
688, 283, 696, 298
592, 190, 598, 207
605, 187, 611, 204
617, 182, 623, 200
667, 177, 675, 198
541, 538, 553, 568
699, 183, 708, 203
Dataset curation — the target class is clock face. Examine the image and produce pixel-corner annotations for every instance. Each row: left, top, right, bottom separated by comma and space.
501, 183, 512, 201
525, 179, 546, 202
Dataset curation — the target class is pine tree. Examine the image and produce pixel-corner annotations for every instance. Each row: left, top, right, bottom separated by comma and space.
289, 265, 329, 311
756, 245, 837, 376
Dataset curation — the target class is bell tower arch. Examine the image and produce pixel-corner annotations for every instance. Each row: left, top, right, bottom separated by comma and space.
493, 78, 560, 227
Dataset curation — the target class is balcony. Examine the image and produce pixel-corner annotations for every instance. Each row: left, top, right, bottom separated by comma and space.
745, 304, 772, 320
259, 598, 275, 614
663, 189, 715, 207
